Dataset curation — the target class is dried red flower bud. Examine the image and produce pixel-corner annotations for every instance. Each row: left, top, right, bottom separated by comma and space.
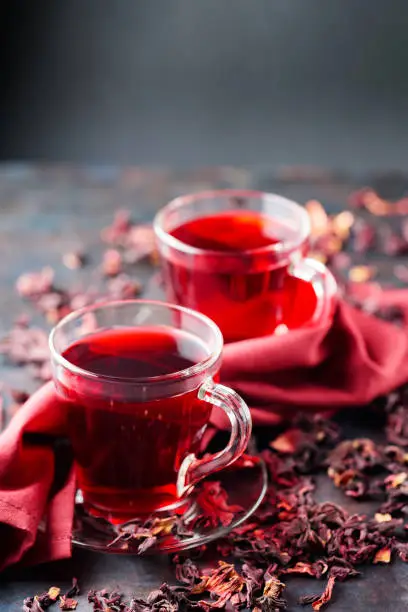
16, 267, 54, 298
101, 209, 132, 244
63, 251, 86, 270
102, 249, 122, 277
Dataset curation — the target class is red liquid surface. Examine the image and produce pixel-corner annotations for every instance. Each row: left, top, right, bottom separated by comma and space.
59, 327, 212, 519
165, 211, 316, 342
172, 210, 281, 251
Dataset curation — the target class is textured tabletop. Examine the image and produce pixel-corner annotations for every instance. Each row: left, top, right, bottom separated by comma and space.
0, 165, 407, 611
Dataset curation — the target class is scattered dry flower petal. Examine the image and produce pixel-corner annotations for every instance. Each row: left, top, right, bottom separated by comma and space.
63, 251, 86, 270
16, 267, 54, 298
125, 225, 158, 264
375, 513, 392, 523
284, 562, 315, 576
102, 249, 122, 277
385, 472, 407, 488
348, 266, 377, 283
101, 209, 132, 244
305, 200, 329, 237
373, 548, 391, 564
47, 586, 61, 601
191, 481, 243, 528
107, 274, 142, 299
332, 211, 355, 239
270, 428, 303, 454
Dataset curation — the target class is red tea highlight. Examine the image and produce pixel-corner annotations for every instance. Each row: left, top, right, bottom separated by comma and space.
60, 326, 212, 519
164, 211, 315, 342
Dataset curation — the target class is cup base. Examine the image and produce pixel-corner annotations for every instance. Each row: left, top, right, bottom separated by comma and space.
72, 455, 267, 554
77, 482, 189, 524
78, 491, 191, 525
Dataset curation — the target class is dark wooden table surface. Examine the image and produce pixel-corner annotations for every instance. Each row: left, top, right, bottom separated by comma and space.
1, 164, 408, 611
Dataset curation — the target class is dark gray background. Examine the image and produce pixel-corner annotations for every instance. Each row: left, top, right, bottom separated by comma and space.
1, 0, 408, 170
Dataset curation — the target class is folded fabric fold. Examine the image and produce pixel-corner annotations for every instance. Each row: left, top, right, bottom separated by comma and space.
220, 298, 408, 425
0, 382, 75, 571
2, 295, 408, 570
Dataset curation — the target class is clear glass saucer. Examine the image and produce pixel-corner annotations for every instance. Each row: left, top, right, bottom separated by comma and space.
72, 456, 267, 554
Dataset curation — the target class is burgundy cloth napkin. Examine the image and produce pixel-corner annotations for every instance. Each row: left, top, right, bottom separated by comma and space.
0, 382, 75, 571
219, 294, 408, 426
2, 294, 408, 570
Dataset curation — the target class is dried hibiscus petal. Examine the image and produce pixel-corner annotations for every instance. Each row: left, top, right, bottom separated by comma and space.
175, 558, 201, 587
124, 224, 158, 264
101, 209, 132, 244
351, 218, 376, 253
270, 428, 304, 454
255, 576, 286, 611
284, 562, 316, 577
59, 596, 78, 610
191, 481, 243, 528
192, 561, 244, 607
102, 249, 122, 277
299, 575, 336, 610
305, 200, 329, 237
106, 274, 142, 299
62, 251, 86, 270
16, 267, 54, 298
373, 547, 392, 564
331, 211, 354, 240
348, 265, 377, 283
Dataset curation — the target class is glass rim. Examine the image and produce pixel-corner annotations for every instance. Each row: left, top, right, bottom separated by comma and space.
49, 298, 224, 385
153, 189, 311, 257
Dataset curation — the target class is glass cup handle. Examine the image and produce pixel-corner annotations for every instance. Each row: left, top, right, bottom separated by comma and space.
290, 257, 338, 324
177, 378, 252, 497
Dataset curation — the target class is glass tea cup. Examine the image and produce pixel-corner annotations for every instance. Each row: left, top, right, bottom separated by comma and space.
49, 299, 251, 521
154, 190, 337, 342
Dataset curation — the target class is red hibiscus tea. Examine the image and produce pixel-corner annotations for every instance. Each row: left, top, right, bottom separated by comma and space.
155, 194, 315, 342
51, 302, 251, 521
57, 325, 212, 519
